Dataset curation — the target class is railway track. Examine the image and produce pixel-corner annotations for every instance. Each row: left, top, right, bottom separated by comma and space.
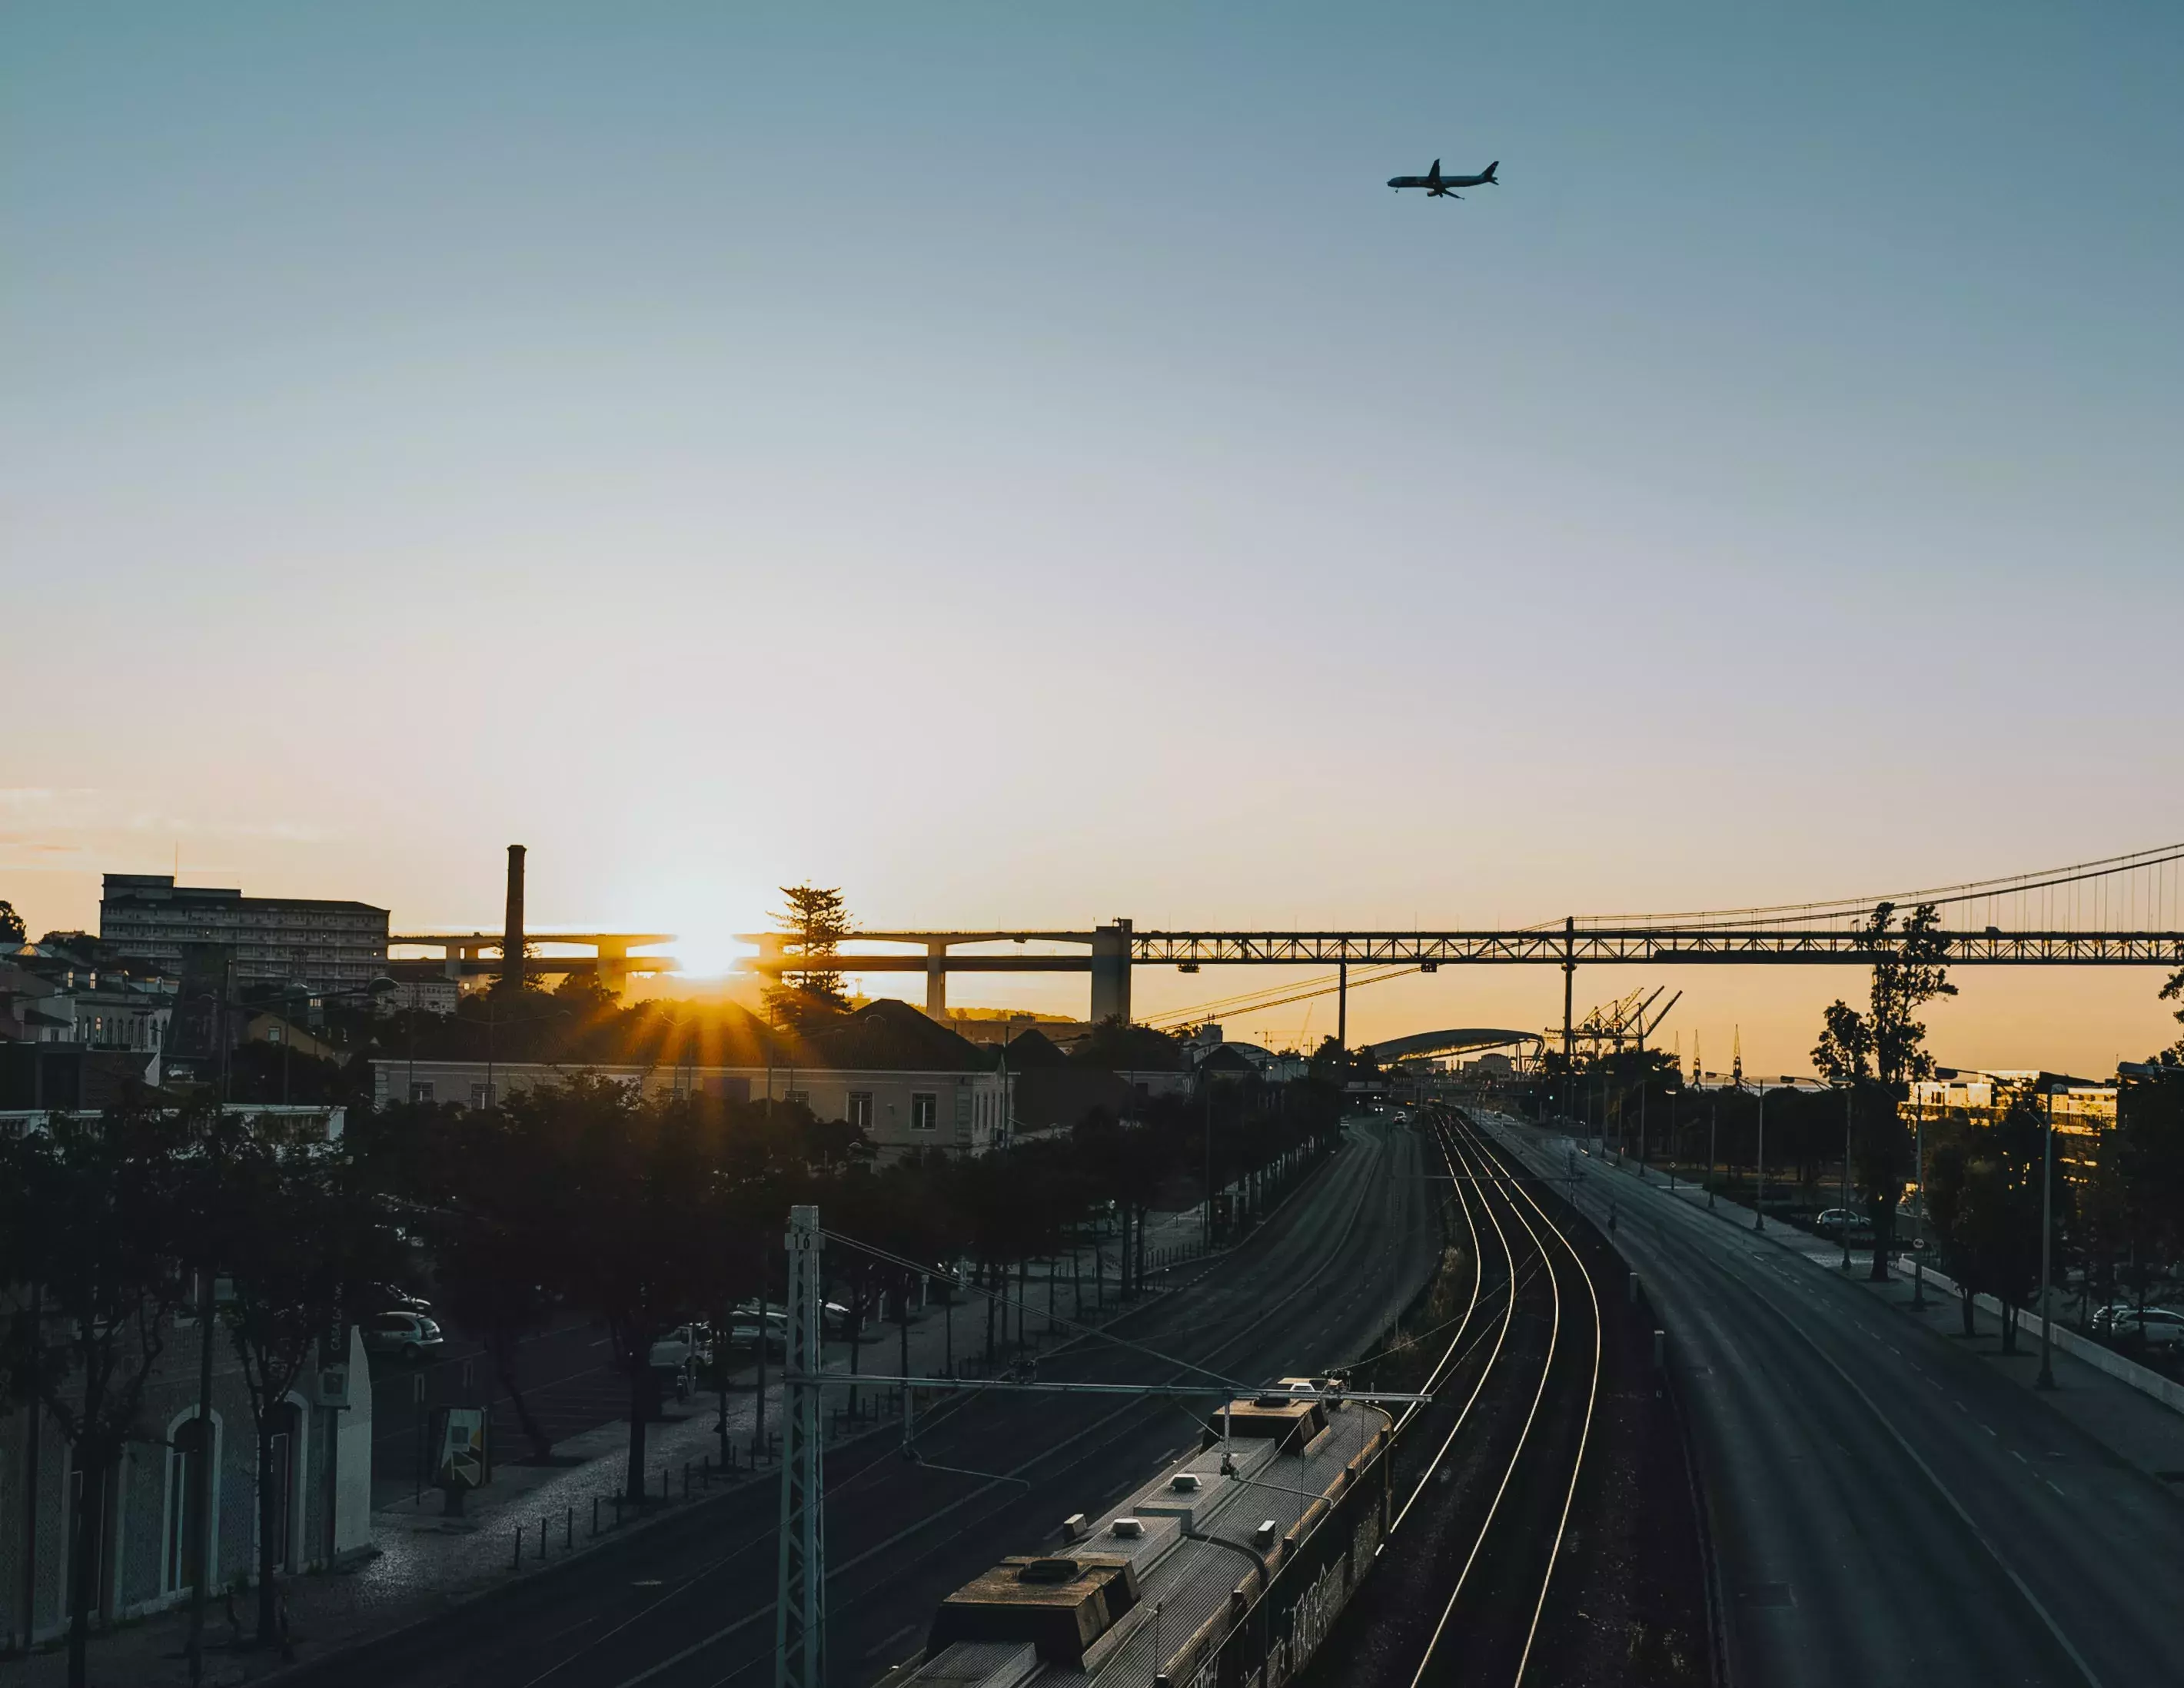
1312, 1106, 1603, 1688
292, 1115, 1446, 1688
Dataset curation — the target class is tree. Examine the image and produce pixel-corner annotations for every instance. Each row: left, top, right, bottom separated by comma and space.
1810, 901, 1956, 1279
430, 1108, 561, 1460
553, 969, 620, 1012
2110, 1074, 2184, 1321
1810, 999, 1873, 1082
2159, 968, 2184, 1063
0, 1105, 196, 1688
504, 1078, 723, 1501
766, 885, 853, 1028
1924, 1083, 2052, 1350
0, 898, 25, 944
208, 1111, 381, 1643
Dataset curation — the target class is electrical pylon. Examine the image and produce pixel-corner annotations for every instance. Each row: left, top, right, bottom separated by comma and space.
775, 1205, 825, 1688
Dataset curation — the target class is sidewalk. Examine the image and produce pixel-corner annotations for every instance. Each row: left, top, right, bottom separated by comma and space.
0, 1230, 1206, 1688
1487, 1113, 2184, 1487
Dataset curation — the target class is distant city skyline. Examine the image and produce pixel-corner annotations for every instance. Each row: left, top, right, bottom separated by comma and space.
8, 3, 2181, 1076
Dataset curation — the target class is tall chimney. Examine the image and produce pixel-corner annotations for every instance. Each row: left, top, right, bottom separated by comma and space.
502, 845, 527, 992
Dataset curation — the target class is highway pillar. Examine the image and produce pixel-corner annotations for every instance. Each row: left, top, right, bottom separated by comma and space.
926, 943, 948, 1020
1091, 921, 1133, 1024
597, 939, 629, 999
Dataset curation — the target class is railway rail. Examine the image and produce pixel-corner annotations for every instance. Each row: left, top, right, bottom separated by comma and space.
1312, 1107, 1605, 1688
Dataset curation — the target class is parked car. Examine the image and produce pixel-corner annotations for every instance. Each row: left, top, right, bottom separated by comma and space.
730, 1310, 789, 1357
361, 1311, 444, 1363
2098, 1305, 2184, 1350
1814, 1208, 1867, 1238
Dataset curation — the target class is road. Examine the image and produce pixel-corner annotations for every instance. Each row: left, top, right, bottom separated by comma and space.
1486, 1115, 2184, 1688
297, 1115, 1440, 1688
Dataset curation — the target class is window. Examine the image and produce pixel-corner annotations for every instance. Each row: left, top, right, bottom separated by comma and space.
911, 1092, 939, 1131
410, 1081, 435, 1103
847, 1092, 874, 1131
469, 1082, 496, 1108
784, 1088, 809, 1108
955, 1086, 972, 1127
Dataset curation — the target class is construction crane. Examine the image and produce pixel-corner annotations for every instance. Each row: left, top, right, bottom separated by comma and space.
1550, 986, 1682, 1058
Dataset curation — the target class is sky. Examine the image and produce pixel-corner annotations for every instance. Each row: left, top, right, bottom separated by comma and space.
6, 2, 2182, 1075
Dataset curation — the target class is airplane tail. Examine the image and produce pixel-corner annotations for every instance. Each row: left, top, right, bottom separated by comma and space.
1483, 160, 1498, 182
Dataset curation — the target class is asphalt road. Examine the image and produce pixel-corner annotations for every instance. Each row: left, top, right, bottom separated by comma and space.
1488, 1116, 2184, 1688
298, 1115, 1440, 1688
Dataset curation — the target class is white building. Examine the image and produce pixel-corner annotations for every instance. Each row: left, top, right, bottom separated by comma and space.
371, 1058, 1012, 1158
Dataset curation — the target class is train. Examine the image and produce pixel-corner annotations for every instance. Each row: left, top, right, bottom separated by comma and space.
881, 1378, 1392, 1688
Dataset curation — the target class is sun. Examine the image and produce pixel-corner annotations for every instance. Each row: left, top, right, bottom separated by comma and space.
628, 875, 773, 980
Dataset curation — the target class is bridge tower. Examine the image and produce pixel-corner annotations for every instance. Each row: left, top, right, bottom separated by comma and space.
775, 1206, 826, 1688
1090, 920, 1133, 1023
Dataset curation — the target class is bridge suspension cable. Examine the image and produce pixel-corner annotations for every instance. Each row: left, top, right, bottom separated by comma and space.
1577, 841, 2184, 933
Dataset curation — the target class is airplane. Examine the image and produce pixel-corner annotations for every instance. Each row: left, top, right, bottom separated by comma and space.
1387, 158, 1498, 198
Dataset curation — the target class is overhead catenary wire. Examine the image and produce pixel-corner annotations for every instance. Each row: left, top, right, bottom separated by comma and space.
818, 1226, 1248, 1391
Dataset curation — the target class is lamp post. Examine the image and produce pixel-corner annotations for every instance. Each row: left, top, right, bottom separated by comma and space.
1911, 1090, 1928, 1308
1707, 1098, 1718, 1211
1666, 1086, 1677, 1192
2037, 1082, 2057, 1390
1838, 1079, 1854, 1274
1753, 1085, 1768, 1232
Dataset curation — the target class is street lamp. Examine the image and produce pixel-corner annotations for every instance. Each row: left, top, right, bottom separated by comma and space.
1837, 1078, 1855, 1274
2037, 1082, 2057, 1390
1707, 1095, 1717, 1211
1753, 1083, 1769, 1232
1910, 1088, 1928, 1309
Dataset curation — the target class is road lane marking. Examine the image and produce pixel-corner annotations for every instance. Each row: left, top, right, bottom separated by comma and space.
1735, 1280, 2106, 1688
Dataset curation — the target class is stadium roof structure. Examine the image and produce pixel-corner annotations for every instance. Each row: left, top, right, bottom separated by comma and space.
1360, 1028, 1541, 1064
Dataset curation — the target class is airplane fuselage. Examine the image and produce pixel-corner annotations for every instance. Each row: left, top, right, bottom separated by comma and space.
1388, 159, 1498, 195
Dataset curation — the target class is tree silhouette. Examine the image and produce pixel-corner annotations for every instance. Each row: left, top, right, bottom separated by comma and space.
1810, 902, 1956, 1278
0, 1104, 196, 1688
766, 886, 853, 1028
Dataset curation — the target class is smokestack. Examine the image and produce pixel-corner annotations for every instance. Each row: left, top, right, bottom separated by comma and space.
503, 845, 527, 992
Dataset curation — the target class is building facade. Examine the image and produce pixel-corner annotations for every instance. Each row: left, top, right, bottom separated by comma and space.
100, 875, 388, 992
369, 1058, 1011, 1158
1, 1105, 370, 1648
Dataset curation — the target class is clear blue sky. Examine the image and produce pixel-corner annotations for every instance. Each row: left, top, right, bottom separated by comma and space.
6, 3, 2181, 1070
